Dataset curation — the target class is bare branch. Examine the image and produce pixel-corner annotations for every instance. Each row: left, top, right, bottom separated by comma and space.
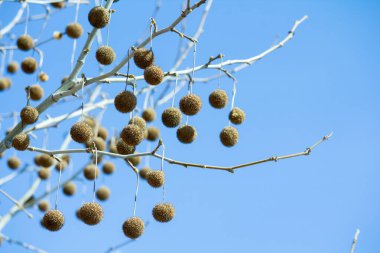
349, 229, 360, 253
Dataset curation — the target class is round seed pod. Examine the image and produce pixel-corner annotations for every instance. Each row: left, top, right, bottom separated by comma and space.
17, 34, 34, 51
83, 164, 99, 180
88, 6, 110, 29
42, 210, 64, 231
79, 202, 103, 225
133, 48, 154, 69
38, 72, 49, 82
179, 94, 202, 116
39, 154, 54, 168
29, 85, 44, 101
116, 139, 135, 155
139, 167, 151, 180
7, 61, 18, 74
0, 78, 11, 91
127, 156, 141, 167
38, 168, 50, 180
20, 106, 39, 125
21, 57, 38, 74
66, 23, 83, 39
102, 162, 115, 175
122, 217, 145, 239
147, 170, 165, 188
97, 127, 108, 140
96, 46, 116, 65
12, 133, 29, 151
63, 182, 76, 196
146, 126, 159, 141
96, 186, 110, 201
53, 31, 63, 40
86, 137, 106, 151
51, 1, 65, 8
144, 65, 164, 86
129, 116, 146, 130
177, 125, 197, 144
229, 107, 245, 125
70, 121, 93, 143
209, 89, 228, 109
55, 160, 67, 171
34, 155, 42, 166
152, 203, 175, 223
7, 157, 20, 170
161, 107, 182, 128
220, 126, 239, 147
120, 125, 144, 146
38, 201, 49, 212
114, 91, 137, 113
61, 154, 70, 164
142, 108, 155, 122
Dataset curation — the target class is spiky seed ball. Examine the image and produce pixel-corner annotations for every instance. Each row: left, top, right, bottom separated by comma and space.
88, 6, 110, 29
21, 57, 38, 74
98, 127, 108, 140
127, 156, 141, 167
116, 138, 135, 155
0, 78, 11, 91
229, 107, 246, 125
144, 65, 164, 86
179, 94, 202, 116
161, 107, 182, 128
38, 72, 49, 82
34, 155, 42, 166
84, 164, 99, 180
220, 126, 239, 147
17, 34, 34, 51
55, 160, 67, 171
122, 217, 145, 239
102, 162, 115, 175
141, 108, 155, 122
96, 46, 116, 65
139, 167, 151, 180
66, 23, 83, 39
86, 137, 106, 151
79, 202, 103, 225
20, 106, 39, 125
120, 125, 144, 146
96, 186, 110, 201
12, 133, 29, 151
29, 85, 44, 101
129, 116, 146, 130
7, 61, 18, 73
70, 121, 93, 143
152, 203, 175, 223
7, 157, 20, 170
63, 182, 76, 196
42, 210, 64, 231
38, 201, 49, 212
51, 1, 65, 8
114, 91, 137, 113
38, 168, 50, 180
133, 48, 154, 69
147, 170, 165, 188
146, 126, 159, 141
177, 125, 197, 144
209, 89, 228, 109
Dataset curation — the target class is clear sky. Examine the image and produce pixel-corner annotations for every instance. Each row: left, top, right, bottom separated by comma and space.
0, 0, 380, 252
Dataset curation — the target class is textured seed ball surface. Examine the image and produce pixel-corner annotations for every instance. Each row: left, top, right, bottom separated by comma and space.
147, 170, 165, 188
127, 156, 141, 167
162, 107, 182, 128
134, 48, 154, 69
20, 106, 39, 125
12, 133, 30, 151
177, 125, 197, 144
86, 137, 106, 151
70, 121, 93, 143
209, 89, 228, 109
116, 139, 135, 155
129, 116, 146, 130
38, 201, 49, 212
152, 203, 175, 223
7, 157, 20, 170
0, 78, 11, 91
39, 72, 49, 82
120, 125, 144, 146
144, 65, 164, 86
122, 217, 145, 239
63, 182, 76, 196
96, 46, 116, 65
114, 91, 137, 113
42, 210, 64, 231
21, 57, 38, 74
229, 107, 246, 125
179, 94, 202, 116
38, 168, 50, 180
96, 186, 111, 201
88, 6, 110, 29
139, 167, 151, 179
141, 108, 156, 122
29, 85, 44, 101
220, 126, 239, 147
17, 35, 34, 51
98, 127, 108, 140
84, 165, 99, 180
102, 162, 115, 175
39, 154, 54, 168
79, 202, 103, 225
146, 126, 159, 141
7, 61, 18, 73
51, 1, 65, 8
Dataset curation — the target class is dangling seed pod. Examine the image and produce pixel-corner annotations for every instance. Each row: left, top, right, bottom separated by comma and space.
86, 137, 106, 151
29, 85, 44, 101
133, 48, 154, 69
88, 6, 110, 29
38, 201, 49, 212
128, 116, 146, 130
144, 65, 164, 86
42, 210, 64, 231
97, 127, 108, 140
70, 121, 93, 143
79, 202, 103, 225
20, 106, 39, 125
21, 57, 38, 74
179, 94, 202, 116
38, 168, 50, 180
229, 107, 245, 125
50, 1, 65, 8
55, 160, 67, 171
209, 89, 228, 109
66, 23, 83, 39
34, 155, 42, 166
0, 78, 11, 91
152, 203, 175, 223
39, 154, 54, 168
146, 126, 159, 141
146, 170, 165, 188
114, 91, 137, 113
7, 61, 18, 74
38, 72, 49, 82
96, 186, 110, 201
12, 133, 29, 151
116, 138, 135, 155
17, 35, 34, 51
96, 46, 116, 65
220, 126, 239, 147
127, 156, 141, 167
83, 164, 99, 180
177, 125, 197, 144
62, 182, 76, 196
161, 107, 182, 128
139, 167, 151, 180
7, 157, 20, 170
120, 125, 144, 146
142, 108, 155, 122
122, 217, 145, 239
102, 162, 115, 175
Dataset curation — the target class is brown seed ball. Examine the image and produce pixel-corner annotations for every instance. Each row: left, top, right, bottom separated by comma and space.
129, 116, 146, 130
127, 156, 141, 167
88, 6, 110, 29
51, 1, 65, 8
152, 203, 175, 223
209, 89, 228, 109
86, 137, 106, 151
96, 46, 116, 65
39, 154, 54, 168
122, 217, 145, 239
70, 121, 93, 143
42, 210, 64, 231
61, 154, 70, 164
38, 72, 49, 82
63, 182, 76, 196
83, 164, 99, 180
133, 48, 154, 69
91, 154, 103, 164
114, 91, 137, 113
177, 125, 197, 144
79, 202, 103, 225
12, 133, 29, 151
179, 94, 202, 116
96, 186, 110, 201
17, 34, 34, 51
38, 201, 49, 212
38, 168, 50, 180
102, 162, 115, 175
139, 167, 151, 180
21, 57, 38, 74
116, 139, 135, 155
147, 170, 165, 188
146, 126, 159, 141
66, 23, 83, 39
29, 85, 44, 101
55, 160, 67, 171
120, 125, 144, 146
142, 108, 155, 122
229, 107, 246, 125
7, 157, 21, 170
220, 126, 239, 147
34, 155, 42, 166
144, 65, 164, 86
20, 106, 39, 125
161, 107, 182, 128
0, 78, 11, 91
7, 61, 18, 74
97, 127, 108, 140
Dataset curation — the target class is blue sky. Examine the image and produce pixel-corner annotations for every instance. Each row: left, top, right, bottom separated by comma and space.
0, 0, 380, 252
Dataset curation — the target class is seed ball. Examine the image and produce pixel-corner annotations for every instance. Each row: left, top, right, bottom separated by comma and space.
116, 139, 135, 155
177, 125, 197, 144
139, 167, 151, 180
66, 23, 83, 39
61, 154, 70, 164
21, 57, 38, 74
7, 61, 18, 74
96, 186, 110, 201
79, 202, 103, 225
38, 201, 49, 212
91, 154, 103, 164
38, 168, 50, 180
20, 106, 39, 125
55, 160, 67, 171
7, 157, 20, 170
220, 126, 239, 147
102, 162, 115, 175
42, 210, 64, 231
29, 85, 44, 101
152, 203, 175, 223
127, 156, 141, 167
88, 6, 110, 29
229, 107, 245, 125
96, 46, 116, 65
209, 89, 228, 109
12, 133, 29, 151
140, 109, 155, 123
97, 127, 108, 140
129, 116, 146, 130
83, 116, 96, 128
114, 91, 137, 113
34, 155, 42, 166
120, 125, 144, 146
84, 164, 99, 180
70, 121, 93, 143
133, 48, 154, 69
179, 94, 202, 116
86, 137, 106, 151
0, 78, 11, 91
38, 154, 53, 168
51, 1, 65, 8
146, 126, 159, 141
53, 31, 63, 40
147, 170, 165, 188
122, 217, 145, 239
161, 107, 182, 128
63, 182, 76, 196
38, 72, 49, 82
17, 34, 34, 51
144, 65, 164, 86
